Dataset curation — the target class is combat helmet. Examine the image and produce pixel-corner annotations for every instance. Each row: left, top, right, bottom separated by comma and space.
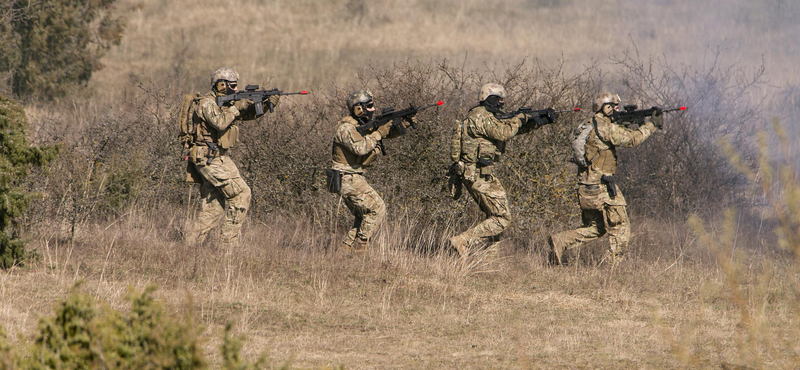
211, 67, 239, 89
346, 90, 374, 118
478, 83, 506, 102
593, 93, 621, 112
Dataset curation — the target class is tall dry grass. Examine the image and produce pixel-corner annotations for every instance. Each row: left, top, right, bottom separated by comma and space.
3, 194, 799, 368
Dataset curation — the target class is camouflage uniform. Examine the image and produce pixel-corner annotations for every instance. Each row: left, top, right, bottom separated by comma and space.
449, 105, 526, 253
331, 115, 387, 251
185, 89, 259, 247
550, 112, 656, 263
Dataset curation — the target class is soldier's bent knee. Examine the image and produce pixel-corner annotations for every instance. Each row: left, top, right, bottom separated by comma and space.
220, 177, 250, 203
495, 215, 511, 232
375, 196, 386, 215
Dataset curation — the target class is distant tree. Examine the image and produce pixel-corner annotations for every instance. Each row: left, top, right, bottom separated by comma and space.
0, 95, 57, 269
0, 0, 124, 100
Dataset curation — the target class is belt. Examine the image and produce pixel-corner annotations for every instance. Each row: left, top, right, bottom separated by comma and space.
581, 184, 601, 190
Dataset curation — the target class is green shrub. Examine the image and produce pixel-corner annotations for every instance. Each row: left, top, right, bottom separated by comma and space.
0, 95, 57, 269
0, 0, 124, 100
0, 285, 301, 369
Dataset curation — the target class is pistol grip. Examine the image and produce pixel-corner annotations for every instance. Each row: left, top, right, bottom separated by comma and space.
392, 118, 406, 135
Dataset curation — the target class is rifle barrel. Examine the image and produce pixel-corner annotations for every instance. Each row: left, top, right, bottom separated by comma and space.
663, 106, 687, 113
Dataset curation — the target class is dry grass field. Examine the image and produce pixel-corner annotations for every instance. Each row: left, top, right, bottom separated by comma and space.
3, 210, 800, 369
3, 0, 800, 368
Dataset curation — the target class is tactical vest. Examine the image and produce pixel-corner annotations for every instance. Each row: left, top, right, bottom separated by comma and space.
192, 94, 239, 149
459, 107, 504, 165
331, 116, 377, 171
583, 116, 617, 176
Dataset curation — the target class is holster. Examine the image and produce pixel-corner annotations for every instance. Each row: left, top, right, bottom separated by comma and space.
325, 169, 342, 193
601, 174, 617, 198
477, 157, 494, 178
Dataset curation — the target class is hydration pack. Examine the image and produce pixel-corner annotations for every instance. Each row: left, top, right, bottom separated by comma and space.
178, 93, 202, 148
570, 120, 593, 167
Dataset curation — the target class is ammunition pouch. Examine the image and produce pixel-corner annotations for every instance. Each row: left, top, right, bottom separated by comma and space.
189, 145, 205, 166
218, 125, 239, 149
462, 163, 478, 183
325, 169, 342, 193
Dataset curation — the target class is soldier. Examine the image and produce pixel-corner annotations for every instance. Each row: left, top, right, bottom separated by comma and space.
448, 83, 532, 257
184, 67, 279, 247
548, 93, 663, 265
328, 90, 414, 253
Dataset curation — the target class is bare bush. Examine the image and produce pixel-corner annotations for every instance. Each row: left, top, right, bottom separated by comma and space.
24, 50, 764, 260
609, 46, 765, 218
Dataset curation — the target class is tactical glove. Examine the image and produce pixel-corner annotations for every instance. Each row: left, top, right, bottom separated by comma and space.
650, 107, 664, 130
376, 122, 392, 138
269, 94, 281, 109
233, 99, 254, 112
402, 115, 418, 129
515, 112, 529, 124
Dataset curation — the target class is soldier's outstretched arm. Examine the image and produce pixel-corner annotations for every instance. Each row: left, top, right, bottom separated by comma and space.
480, 115, 524, 142
335, 124, 382, 156
597, 120, 656, 148
199, 99, 239, 131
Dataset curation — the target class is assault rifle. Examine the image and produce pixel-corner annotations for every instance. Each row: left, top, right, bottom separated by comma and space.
216, 85, 309, 117
499, 107, 581, 126
618, 105, 687, 128
356, 100, 445, 154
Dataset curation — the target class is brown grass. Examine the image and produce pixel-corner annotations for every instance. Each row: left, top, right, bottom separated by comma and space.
1, 204, 797, 368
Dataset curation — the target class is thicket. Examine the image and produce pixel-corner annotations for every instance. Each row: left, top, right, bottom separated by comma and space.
0, 95, 57, 268
0, 0, 124, 100
0, 284, 292, 369
25, 50, 764, 255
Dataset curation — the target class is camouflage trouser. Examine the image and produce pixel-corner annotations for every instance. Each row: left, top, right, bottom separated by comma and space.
452, 174, 511, 247
550, 183, 630, 260
339, 173, 386, 250
186, 155, 251, 247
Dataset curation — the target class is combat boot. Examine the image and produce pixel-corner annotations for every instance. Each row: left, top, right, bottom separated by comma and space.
597, 250, 625, 267
351, 237, 369, 254
338, 242, 353, 253
448, 234, 469, 257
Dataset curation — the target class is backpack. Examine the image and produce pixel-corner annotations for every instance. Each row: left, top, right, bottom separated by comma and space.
178, 93, 204, 184
570, 120, 593, 167
178, 93, 201, 149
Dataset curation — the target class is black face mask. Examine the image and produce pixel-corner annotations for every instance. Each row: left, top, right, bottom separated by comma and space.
355, 102, 375, 123
225, 81, 237, 95
481, 95, 505, 114
610, 110, 621, 122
